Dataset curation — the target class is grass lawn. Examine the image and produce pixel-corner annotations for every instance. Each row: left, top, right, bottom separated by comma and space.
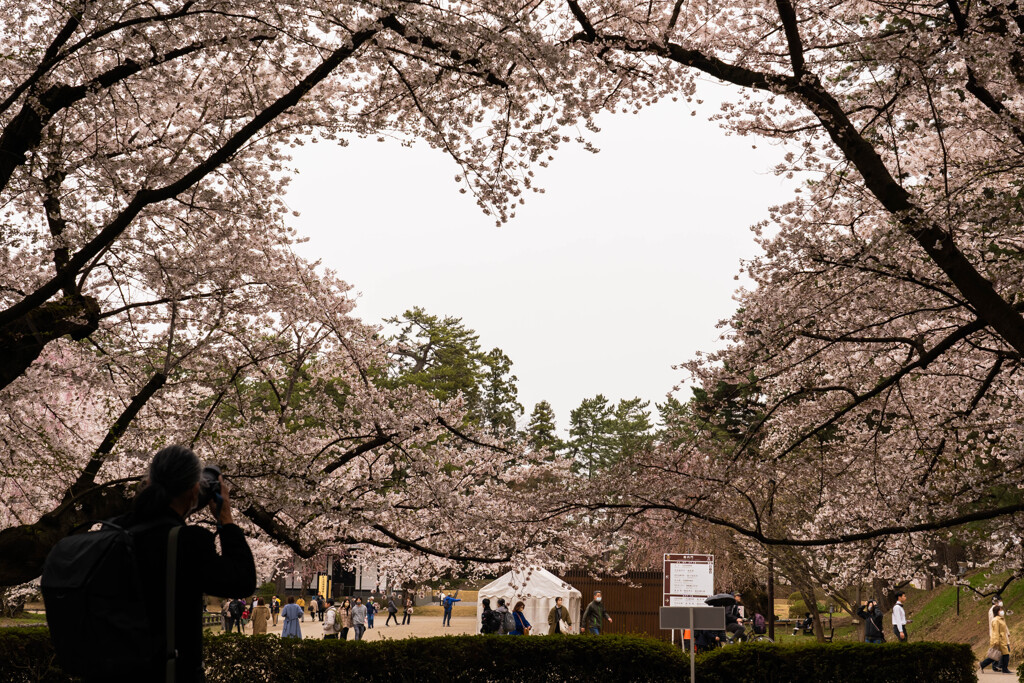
413, 604, 478, 618
0, 611, 46, 627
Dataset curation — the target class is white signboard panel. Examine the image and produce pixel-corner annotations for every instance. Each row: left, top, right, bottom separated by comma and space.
663, 554, 714, 607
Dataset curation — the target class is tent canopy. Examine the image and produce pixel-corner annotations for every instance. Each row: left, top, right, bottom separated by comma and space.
476, 567, 582, 636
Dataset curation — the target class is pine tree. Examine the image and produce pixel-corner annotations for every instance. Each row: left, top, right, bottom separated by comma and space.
526, 400, 562, 455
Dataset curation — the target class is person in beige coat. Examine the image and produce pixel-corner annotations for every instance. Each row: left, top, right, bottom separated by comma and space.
547, 596, 573, 635
339, 599, 353, 640
251, 598, 271, 635
981, 606, 1012, 674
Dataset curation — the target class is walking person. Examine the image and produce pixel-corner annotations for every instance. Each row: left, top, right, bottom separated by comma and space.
221, 599, 230, 632
981, 605, 1013, 674
442, 591, 461, 627
990, 596, 1005, 625
385, 596, 399, 626
281, 597, 302, 638
547, 596, 572, 634
352, 597, 368, 640
297, 596, 306, 623
251, 598, 271, 635
227, 598, 244, 633
857, 599, 885, 643
496, 598, 514, 635
366, 599, 376, 629
317, 594, 326, 622
402, 597, 413, 625
338, 599, 352, 640
480, 598, 501, 634
510, 601, 531, 635
581, 591, 613, 635
323, 599, 340, 639
892, 591, 909, 642
271, 596, 280, 627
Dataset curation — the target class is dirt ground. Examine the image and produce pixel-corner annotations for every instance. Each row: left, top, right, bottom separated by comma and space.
220, 613, 479, 640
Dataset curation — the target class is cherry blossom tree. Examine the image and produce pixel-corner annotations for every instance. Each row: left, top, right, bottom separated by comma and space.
0, 0, 629, 394
546, 0, 1024, 590
0, 260, 591, 587
0, 1, 637, 587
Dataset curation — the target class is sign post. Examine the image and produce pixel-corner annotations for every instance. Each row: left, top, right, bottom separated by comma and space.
663, 555, 715, 683
660, 606, 725, 683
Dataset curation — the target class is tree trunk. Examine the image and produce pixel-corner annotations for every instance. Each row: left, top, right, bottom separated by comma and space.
0, 294, 99, 392
0, 482, 130, 586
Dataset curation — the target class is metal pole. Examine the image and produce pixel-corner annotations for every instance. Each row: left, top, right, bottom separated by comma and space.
956, 585, 960, 616
689, 607, 696, 683
768, 556, 775, 642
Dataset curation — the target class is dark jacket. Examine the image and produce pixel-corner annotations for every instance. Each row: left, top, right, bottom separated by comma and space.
128, 511, 256, 682
582, 600, 611, 631
725, 604, 743, 627
857, 605, 885, 641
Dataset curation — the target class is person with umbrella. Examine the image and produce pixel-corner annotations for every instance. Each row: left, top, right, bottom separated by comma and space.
705, 592, 747, 643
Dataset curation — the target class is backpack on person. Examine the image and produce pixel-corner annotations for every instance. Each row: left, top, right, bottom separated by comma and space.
229, 598, 243, 618
324, 606, 340, 634
753, 613, 767, 634
502, 609, 516, 634
481, 607, 501, 634
41, 520, 181, 681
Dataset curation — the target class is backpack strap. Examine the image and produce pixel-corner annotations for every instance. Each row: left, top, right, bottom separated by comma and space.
165, 525, 181, 683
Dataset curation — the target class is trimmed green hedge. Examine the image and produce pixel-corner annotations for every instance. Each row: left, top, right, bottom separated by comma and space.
0, 627, 978, 683
696, 641, 976, 683
0, 627, 65, 683
204, 632, 687, 681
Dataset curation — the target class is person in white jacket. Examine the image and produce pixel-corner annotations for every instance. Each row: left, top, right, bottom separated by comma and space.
891, 591, 908, 641
322, 599, 340, 640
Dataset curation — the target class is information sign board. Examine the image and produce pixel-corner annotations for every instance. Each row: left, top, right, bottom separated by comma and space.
663, 554, 714, 607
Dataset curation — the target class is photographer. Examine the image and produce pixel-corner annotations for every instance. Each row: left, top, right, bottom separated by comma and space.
123, 445, 256, 682
857, 600, 885, 643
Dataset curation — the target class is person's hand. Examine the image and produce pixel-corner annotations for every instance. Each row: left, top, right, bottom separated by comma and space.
211, 475, 234, 526
608, 616, 613, 622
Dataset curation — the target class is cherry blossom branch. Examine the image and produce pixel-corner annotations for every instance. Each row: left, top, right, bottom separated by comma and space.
567, 500, 1024, 547
0, 20, 387, 383
565, 10, 1024, 356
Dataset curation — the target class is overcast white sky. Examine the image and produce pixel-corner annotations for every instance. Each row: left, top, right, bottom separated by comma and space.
285, 81, 797, 431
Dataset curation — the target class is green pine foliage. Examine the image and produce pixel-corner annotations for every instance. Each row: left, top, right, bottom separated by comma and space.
526, 400, 563, 455
382, 307, 523, 433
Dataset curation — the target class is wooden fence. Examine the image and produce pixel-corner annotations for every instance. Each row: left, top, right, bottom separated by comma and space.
557, 569, 670, 642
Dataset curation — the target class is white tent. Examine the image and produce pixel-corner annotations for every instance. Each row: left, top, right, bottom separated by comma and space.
476, 567, 582, 636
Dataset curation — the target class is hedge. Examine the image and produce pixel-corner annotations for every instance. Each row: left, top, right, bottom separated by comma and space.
0, 627, 978, 683
0, 629, 688, 682
696, 641, 976, 683
0, 627, 65, 683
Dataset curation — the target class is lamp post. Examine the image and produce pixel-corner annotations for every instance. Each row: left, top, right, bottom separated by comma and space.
955, 562, 968, 616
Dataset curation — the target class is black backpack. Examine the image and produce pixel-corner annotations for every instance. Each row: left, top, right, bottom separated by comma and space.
481, 608, 501, 634
41, 520, 180, 682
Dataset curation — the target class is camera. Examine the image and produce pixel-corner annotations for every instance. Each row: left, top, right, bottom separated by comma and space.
196, 464, 223, 512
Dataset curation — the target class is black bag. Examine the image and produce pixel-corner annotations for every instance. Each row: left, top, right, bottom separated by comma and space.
41, 520, 180, 682
481, 608, 501, 634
